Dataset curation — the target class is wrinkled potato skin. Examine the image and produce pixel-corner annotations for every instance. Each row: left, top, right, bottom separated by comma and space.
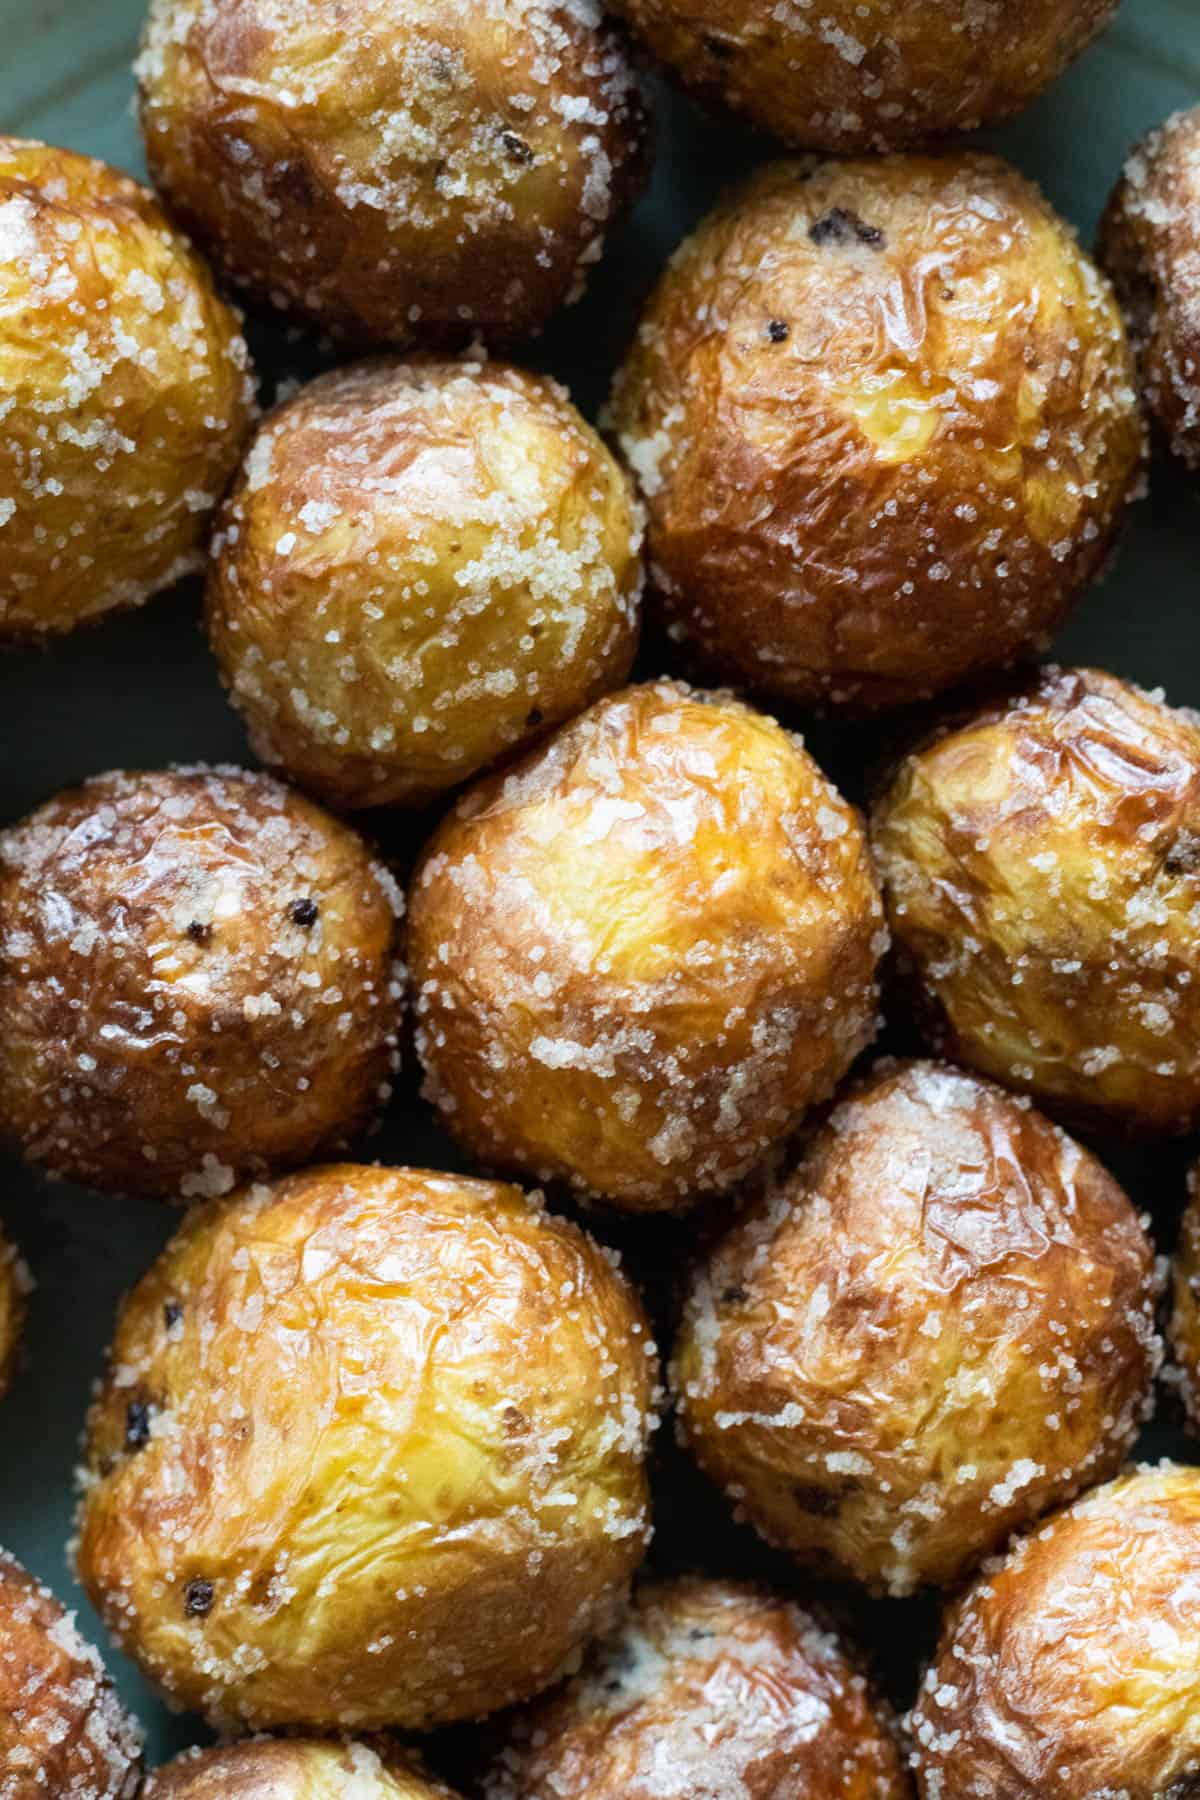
0, 768, 404, 1200
873, 666, 1200, 1136
611, 157, 1143, 712
1099, 106, 1200, 471
137, 0, 646, 348
145, 1739, 458, 1799
486, 1577, 908, 1800
0, 137, 254, 643
1169, 1163, 1200, 1433
0, 1550, 143, 1800
613, 0, 1115, 151
77, 1165, 657, 1732
673, 1060, 1159, 1596
208, 360, 643, 809
911, 1465, 1200, 1799
409, 680, 885, 1212
0, 1228, 27, 1400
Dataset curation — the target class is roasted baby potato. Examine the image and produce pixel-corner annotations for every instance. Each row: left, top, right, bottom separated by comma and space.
0, 1226, 28, 1400
0, 768, 404, 1199
673, 1059, 1159, 1595
910, 1464, 1200, 1799
207, 359, 643, 809
1169, 1162, 1200, 1433
485, 1576, 908, 1800
0, 1549, 143, 1800
613, 0, 1115, 151
873, 666, 1200, 1136
611, 155, 1143, 712
137, 0, 646, 348
1100, 106, 1200, 471
0, 136, 255, 643
77, 1165, 658, 1732
145, 1740, 459, 1799
409, 680, 885, 1212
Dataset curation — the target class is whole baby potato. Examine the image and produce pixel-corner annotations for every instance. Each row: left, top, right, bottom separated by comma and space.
0, 1226, 28, 1400
910, 1464, 1200, 1799
673, 1059, 1159, 1595
137, 0, 646, 348
1169, 1162, 1200, 1433
610, 155, 1143, 712
873, 666, 1200, 1136
485, 1576, 908, 1800
408, 680, 885, 1212
208, 359, 643, 809
0, 767, 404, 1199
145, 1740, 459, 1799
612, 0, 1116, 152
0, 1549, 143, 1800
1100, 106, 1200, 471
77, 1165, 658, 1732
0, 137, 255, 643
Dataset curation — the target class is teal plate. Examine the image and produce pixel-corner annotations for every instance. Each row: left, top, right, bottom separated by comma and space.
0, 0, 1198, 1780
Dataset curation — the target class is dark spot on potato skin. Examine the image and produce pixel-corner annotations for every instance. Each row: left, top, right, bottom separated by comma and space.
164, 1300, 183, 1331
125, 1399, 154, 1451
766, 319, 790, 343
500, 129, 535, 166
289, 897, 319, 927
809, 206, 886, 249
186, 919, 212, 943
184, 1578, 215, 1618
792, 1483, 843, 1518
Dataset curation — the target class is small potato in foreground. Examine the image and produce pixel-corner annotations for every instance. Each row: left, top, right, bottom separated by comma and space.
0, 137, 255, 643
611, 156, 1143, 712
77, 1165, 658, 1732
1100, 105, 1200, 471
0, 768, 404, 1199
409, 680, 885, 1212
145, 1740, 459, 1799
0, 1549, 142, 1799
485, 1576, 908, 1800
673, 1060, 1159, 1595
911, 1464, 1200, 1799
208, 359, 643, 809
873, 666, 1200, 1136
0, 1225, 28, 1399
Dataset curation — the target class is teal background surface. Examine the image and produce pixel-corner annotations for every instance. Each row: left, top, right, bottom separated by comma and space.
0, 0, 1197, 1779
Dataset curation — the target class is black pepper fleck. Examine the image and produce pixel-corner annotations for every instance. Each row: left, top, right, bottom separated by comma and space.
125, 1400, 153, 1451
526, 708, 545, 728
164, 1301, 183, 1331
500, 130, 535, 166
184, 1579, 214, 1618
186, 920, 212, 944
290, 897, 319, 927
809, 207, 886, 249
766, 319, 790, 343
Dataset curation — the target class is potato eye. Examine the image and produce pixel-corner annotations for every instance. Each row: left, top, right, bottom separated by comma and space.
125, 1400, 153, 1451
808, 207, 885, 249
289, 897, 319, 927
184, 1579, 215, 1618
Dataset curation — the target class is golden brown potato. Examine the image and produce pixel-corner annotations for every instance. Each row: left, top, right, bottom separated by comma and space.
409, 680, 885, 1212
485, 1576, 908, 1800
145, 1740, 459, 1799
610, 155, 1143, 713
1169, 1162, 1200, 1433
0, 136, 255, 644
1099, 106, 1200, 471
873, 666, 1200, 1137
613, 0, 1115, 151
77, 1164, 658, 1732
137, 0, 646, 348
207, 359, 643, 809
0, 1549, 143, 1800
0, 768, 404, 1199
673, 1060, 1159, 1596
0, 1225, 29, 1400
911, 1464, 1200, 1799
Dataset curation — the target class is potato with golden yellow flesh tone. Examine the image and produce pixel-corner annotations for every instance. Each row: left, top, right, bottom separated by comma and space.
610, 156, 1143, 713
207, 359, 643, 810
0, 137, 255, 644
145, 1741, 460, 1799
0, 768, 404, 1200
673, 1060, 1159, 1597
137, 0, 646, 349
0, 1550, 143, 1800
77, 1165, 658, 1732
873, 666, 1200, 1137
408, 680, 885, 1213
485, 1577, 909, 1800
0, 1227, 29, 1400
1100, 106, 1200, 472
911, 1465, 1200, 1798
1169, 1163, 1200, 1432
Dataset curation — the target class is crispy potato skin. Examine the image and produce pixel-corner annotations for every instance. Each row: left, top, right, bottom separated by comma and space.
77, 1165, 658, 1732
873, 666, 1200, 1136
672, 1060, 1159, 1596
0, 136, 255, 643
485, 1577, 909, 1800
1169, 1163, 1200, 1433
207, 359, 643, 809
145, 1739, 458, 1799
610, 156, 1143, 713
137, 0, 646, 348
0, 768, 404, 1199
911, 1465, 1200, 1799
1099, 106, 1200, 471
0, 1550, 143, 1800
0, 1227, 27, 1400
612, 0, 1114, 151
408, 680, 885, 1212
